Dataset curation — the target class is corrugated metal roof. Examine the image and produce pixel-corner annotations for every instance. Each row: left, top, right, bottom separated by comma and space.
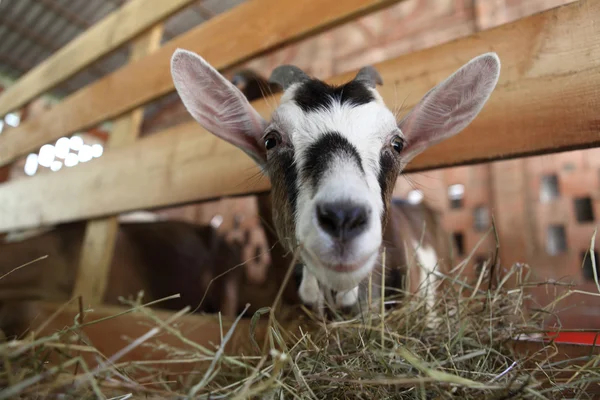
0, 0, 246, 98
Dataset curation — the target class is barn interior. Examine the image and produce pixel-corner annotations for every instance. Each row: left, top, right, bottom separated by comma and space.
0, 0, 599, 397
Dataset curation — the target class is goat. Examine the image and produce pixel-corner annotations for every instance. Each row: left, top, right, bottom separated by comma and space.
231, 69, 281, 102
253, 192, 455, 313
0, 220, 251, 337
171, 50, 500, 314
221, 71, 456, 310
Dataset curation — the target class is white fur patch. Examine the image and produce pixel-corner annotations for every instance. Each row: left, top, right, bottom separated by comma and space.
335, 286, 359, 308
298, 266, 324, 306
413, 241, 442, 329
414, 242, 438, 310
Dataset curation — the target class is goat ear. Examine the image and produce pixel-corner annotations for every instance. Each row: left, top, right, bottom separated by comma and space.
398, 53, 500, 163
170, 49, 268, 166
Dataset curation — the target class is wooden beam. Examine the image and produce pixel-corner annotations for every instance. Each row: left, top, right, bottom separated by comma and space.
72, 25, 164, 306
0, 90, 8, 185
0, 0, 195, 117
72, 218, 120, 303
0, 0, 599, 232
0, 0, 403, 167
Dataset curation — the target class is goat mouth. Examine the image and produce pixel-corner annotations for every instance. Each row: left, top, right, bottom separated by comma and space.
323, 252, 376, 273
326, 263, 362, 273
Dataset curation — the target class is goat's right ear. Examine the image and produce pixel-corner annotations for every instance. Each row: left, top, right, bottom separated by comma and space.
398, 53, 500, 164
170, 49, 268, 166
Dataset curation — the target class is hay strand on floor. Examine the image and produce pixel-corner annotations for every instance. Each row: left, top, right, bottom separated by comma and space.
1, 256, 600, 399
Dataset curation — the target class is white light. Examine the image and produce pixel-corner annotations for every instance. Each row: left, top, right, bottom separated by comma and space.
55, 137, 70, 159
210, 214, 224, 229
91, 143, 104, 158
5, 113, 20, 127
38, 144, 55, 168
448, 184, 465, 200
0, 120, 4, 134
78, 144, 93, 163
69, 136, 84, 151
64, 153, 79, 167
24, 153, 38, 176
407, 189, 424, 204
50, 160, 63, 172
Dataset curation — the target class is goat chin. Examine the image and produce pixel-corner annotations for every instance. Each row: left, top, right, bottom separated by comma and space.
299, 250, 378, 305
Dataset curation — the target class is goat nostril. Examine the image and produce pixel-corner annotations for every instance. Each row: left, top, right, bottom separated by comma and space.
347, 207, 367, 228
316, 202, 369, 241
316, 204, 340, 234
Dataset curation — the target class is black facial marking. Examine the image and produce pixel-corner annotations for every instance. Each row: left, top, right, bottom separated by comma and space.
293, 263, 303, 289
303, 131, 364, 189
378, 151, 397, 217
276, 149, 299, 214
293, 79, 375, 113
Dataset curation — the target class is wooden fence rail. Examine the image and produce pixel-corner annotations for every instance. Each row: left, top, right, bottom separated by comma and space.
0, 0, 402, 167
72, 24, 166, 305
0, 0, 596, 233
0, 0, 196, 117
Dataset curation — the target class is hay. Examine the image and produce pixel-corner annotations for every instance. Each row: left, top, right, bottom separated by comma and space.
1, 244, 600, 399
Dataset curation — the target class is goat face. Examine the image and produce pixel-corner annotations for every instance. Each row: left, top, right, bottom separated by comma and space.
170, 50, 500, 306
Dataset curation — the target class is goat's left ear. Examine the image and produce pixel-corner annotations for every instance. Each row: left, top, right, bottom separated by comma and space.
398, 53, 500, 163
170, 49, 268, 166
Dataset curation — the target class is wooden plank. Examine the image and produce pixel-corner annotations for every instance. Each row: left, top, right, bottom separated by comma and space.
105, 24, 165, 150
0, 0, 403, 167
71, 218, 120, 303
0, 0, 599, 232
0, 0, 195, 117
0, 87, 11, 185
72, 25, 164, 305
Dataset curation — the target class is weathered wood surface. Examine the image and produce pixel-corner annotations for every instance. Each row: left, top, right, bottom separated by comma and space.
72, 218, 120, 304
0, 0, 598, 232
0, 0, 403, 167
72, 26, 165, 305
0, 0, 195, 117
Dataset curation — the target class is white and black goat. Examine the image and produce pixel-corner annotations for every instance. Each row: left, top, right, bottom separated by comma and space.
170, 50, 500, 312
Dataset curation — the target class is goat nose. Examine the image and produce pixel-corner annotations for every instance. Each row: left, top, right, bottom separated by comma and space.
316, 202, 369, 241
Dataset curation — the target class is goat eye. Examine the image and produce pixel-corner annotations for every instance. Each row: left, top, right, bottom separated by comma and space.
391, 135, 404, 153
264, 132, 279, 150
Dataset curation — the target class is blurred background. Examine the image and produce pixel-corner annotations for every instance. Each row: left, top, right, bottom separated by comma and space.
1, 0, 596, 329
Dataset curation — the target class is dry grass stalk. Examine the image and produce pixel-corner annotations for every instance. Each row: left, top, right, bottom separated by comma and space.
1, 235, 599, 399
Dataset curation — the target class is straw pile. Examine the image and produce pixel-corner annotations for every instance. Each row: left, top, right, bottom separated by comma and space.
1, 238, 599, 399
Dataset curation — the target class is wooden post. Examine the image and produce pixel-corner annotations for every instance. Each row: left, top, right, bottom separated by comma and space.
0, 163, 8, 243
72, 25, 164, 305
0, 87, 9, 185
